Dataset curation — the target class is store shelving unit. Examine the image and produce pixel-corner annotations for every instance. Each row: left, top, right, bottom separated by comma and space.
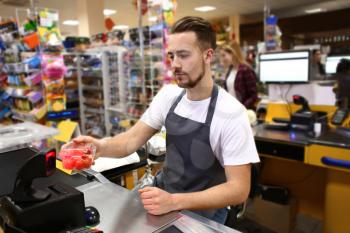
123, 18, 166, 121
77, 46, 127, 137
5, 61, 46, 122
1, 16, 46, 123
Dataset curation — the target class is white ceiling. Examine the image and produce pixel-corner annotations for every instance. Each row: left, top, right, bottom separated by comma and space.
0, 0, 350, 36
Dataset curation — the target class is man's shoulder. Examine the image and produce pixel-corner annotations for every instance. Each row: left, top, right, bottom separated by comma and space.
212, 88, 246, 125
156, 84, 183, 103
216, 88, 245, 113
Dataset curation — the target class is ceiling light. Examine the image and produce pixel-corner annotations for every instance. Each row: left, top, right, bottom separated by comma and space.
149, 16, 157, 22
113, 25, 129, 30
63, 20, 79, 26
104, 9, 117, 16
305, 8, 323, 14
194, 6, 216, 12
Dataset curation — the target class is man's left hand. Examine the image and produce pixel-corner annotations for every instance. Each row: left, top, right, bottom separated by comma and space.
139, 187, 176, 215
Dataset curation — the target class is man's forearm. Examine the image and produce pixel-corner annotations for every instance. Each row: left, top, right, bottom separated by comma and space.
171, 181, 249, 211
98, 121, 158, 158
100, 132, 137, 158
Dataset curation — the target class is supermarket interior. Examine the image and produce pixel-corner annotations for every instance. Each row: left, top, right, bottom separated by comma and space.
1, 0, 350, 233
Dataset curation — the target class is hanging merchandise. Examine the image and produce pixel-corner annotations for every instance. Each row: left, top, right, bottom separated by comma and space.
161, 0, 177, 26
37, 8, 62, 47
149, 0, 176, 84
22, 32, 40, 49
132, 0, 148, 15
105, 18, 115, 32
265, 15, 282, 51
41, 53, 67, 112
21, 16, 40, 50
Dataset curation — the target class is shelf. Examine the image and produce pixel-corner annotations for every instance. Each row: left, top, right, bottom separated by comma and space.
11, 109, 36, 122
84, 107, 104, 114
66, 98, 79, 103
107, 106, 125, 113
81, 67, 102, 72
82, 85, 103, 91
6, 69, 41, 75
127, 104, 146, 108
64, 76, 78, 79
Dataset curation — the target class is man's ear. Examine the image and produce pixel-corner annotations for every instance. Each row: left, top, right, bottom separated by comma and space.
204, 49, 214, 64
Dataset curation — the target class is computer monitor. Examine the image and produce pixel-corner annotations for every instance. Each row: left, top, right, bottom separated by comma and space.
325, 55, 350, 74
259, 50, 310, 83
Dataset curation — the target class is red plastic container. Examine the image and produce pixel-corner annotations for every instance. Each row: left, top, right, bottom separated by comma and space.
59, 142, 96, 170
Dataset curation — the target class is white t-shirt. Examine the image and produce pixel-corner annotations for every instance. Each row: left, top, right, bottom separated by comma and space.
141, 84, 260, 166
226, 69, 237, 98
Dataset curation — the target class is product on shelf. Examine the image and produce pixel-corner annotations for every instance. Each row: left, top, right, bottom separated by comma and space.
62, 53, 80, 113
41, 53, 67, 112
37, 8, 62, 47
63, 37, 90, 52
0, 14, 48, 122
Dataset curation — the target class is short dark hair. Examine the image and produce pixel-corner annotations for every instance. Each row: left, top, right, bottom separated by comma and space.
336, 59, 350, 74
312, 49, 321, 56
171, 16, 216, 50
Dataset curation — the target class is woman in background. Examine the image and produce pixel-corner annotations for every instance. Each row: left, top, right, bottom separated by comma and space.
334, 59, 350, 108
219, 43, 258, 110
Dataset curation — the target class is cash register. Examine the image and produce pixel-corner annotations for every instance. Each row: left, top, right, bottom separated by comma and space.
0, 147, 87, 233
270, 95, 328, 134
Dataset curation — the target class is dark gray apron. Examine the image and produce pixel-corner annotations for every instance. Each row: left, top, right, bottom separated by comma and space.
155, 85, 227, 220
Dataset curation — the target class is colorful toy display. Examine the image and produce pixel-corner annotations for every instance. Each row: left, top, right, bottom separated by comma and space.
1, 16, 46, 122
37, 9, 62, 47
41, 53, 67, 112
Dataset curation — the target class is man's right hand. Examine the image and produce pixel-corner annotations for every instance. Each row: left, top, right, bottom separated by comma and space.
71, 135, 106, 159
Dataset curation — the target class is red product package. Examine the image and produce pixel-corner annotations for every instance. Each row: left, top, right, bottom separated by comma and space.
59, 142, 96, 170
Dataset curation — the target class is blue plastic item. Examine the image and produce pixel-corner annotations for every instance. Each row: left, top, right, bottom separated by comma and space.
23, 55, 41, 69
321, 156, 350, 169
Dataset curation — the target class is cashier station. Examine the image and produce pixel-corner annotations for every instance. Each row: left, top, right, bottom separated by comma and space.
0, 147, 239, 233
255, 93, 350, 233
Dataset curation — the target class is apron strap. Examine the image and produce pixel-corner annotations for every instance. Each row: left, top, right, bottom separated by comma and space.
169, 89, 186, 113
205, 85, 219, 126
169, 85, 218, 126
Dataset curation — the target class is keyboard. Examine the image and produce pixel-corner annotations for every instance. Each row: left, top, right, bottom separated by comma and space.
64, 227, 103, 233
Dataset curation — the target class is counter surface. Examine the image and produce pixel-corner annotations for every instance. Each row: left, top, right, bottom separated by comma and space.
77, 181, 240, 233
253, 124, 311, 146
254, 124, 350, 149
309, 128, 350, 149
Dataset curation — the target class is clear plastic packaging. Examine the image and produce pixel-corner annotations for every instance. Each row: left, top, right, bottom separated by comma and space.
59, 142, 96, 170
0, 122, 59, 152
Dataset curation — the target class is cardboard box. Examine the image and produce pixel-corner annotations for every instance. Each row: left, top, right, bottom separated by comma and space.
248, 196, 297, 233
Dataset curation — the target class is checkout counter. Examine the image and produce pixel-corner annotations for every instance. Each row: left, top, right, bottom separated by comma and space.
0, 146, 239, 233
254, 101, 350, 233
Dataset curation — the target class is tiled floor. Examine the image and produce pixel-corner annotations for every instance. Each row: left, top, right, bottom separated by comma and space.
231, 200, 323, 233
232, 214, 323, 233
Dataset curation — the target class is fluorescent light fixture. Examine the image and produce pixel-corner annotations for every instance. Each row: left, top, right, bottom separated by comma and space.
305, 8, 323, 14
63, 20, 79, 26
194, 6, 216, 12
149, 16, 157, 22
113, 25, 129, 30
104, 9, 117, 16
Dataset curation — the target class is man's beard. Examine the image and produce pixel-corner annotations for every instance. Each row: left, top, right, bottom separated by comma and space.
176, 62, 206, 88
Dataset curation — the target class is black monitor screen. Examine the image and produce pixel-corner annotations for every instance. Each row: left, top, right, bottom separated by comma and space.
259, 50, 310, 83
325, 55, 350, 74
